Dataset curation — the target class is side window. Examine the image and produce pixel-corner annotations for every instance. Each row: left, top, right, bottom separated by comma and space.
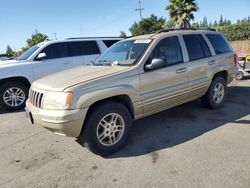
183, 34, 211, 61
82, 41, 100, 55
205, 34, 232, 54
41, 43, 68, 59
103, 40, 120, 48
197, 35, 211, 57
150, 36, 183, 66
67, 42, 83, 56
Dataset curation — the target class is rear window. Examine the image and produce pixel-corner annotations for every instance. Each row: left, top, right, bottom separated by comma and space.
205, 34, 232, 54
82, 41, 100, 55
67, 41, 100, 56
183, 34, 211, 61
103, 40, 120, 48
67, 42, 83, 56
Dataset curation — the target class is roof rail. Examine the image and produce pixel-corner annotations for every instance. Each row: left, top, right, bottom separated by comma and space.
66, 37, 122, 40
155, 27, 216, 34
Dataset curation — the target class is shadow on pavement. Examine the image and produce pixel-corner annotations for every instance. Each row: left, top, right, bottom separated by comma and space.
0, 108, 24, 115
106, 85, 250, 158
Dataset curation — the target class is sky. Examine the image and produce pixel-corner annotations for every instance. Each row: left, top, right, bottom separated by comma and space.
0, 0, 249, 54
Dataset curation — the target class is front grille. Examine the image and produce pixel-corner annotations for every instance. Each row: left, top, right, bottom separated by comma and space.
29, 89, 44, 108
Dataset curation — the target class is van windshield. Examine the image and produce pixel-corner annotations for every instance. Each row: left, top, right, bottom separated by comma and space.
18, 45, 41, 61
94, 39, 151, 66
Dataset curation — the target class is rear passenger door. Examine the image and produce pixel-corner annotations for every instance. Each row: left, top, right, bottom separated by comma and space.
67, 41, 85, 67
182, 34, 214, 99
82, 41, 101, 65
67, 41, 101, 67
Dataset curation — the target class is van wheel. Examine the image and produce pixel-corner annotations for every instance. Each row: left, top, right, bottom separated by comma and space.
80, 102, 132, 156
235, 71, 244, 80
0, 81, 29, 111
202, 77, 227, 109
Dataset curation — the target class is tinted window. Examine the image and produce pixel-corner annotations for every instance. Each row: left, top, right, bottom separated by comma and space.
103, 40, 120, 47
151, 36, 183, 66
82, 41, 100, 55
183, 34, 211, 61
41, 43, 68, 59
206, 34, 232, 54
67, 42, 83, 56
197, 35, 211, 57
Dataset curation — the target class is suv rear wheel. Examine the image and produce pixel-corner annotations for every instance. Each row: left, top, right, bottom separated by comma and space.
80, 101, 132, 156
235, 71, 244, 80
0, 81, 29, 111
202, 77, 227, 109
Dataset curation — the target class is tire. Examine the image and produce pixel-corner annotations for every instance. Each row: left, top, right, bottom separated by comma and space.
0, 81, 29, 111
235, 71, 244, 80
79, 101, 132, 156
202, 77, 227, 109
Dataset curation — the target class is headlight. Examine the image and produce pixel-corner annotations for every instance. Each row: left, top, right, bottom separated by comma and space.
42, 91, 74, 110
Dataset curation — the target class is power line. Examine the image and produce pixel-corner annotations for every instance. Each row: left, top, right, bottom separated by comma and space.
135, 0, 144, 21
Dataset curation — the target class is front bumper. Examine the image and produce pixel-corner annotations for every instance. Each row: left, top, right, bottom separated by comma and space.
25, 100, 88, 137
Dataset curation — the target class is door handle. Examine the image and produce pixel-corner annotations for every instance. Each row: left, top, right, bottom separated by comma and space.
176, 67, 187, 74
63, 62, 71, 65
208, 60, 216, 65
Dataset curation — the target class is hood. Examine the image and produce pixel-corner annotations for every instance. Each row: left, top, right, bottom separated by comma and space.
32, 65, 130, 92
0, 59, 26, 67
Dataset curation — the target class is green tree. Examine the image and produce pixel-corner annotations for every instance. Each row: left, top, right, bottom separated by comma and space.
201, 16, 208, 27
213, 20, 218, 27
26, 33, 48, 48
209, 21, 212, 27
129, 14, 165, 36
191, 22, 200, 28
163, 18, 175, 29
219, 15, 224, 26
120, 31, 127, 38
216, 22, 250, 41
165, 0, 199, 28
6, 45, 13, 57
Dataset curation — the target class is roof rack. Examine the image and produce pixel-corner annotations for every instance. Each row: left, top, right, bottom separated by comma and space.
66, 37, 122, 40
155, 27, 216, 34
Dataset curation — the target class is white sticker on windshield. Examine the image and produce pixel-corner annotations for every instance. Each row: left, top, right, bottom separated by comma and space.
134, 39, 151, 44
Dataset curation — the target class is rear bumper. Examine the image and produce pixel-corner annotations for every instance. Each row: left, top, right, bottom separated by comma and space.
26, 100, 88, 137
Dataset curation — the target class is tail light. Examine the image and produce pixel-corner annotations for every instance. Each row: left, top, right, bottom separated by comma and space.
234, 53, 238, 66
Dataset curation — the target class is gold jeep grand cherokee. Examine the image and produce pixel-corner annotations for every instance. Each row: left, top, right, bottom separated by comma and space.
26, 28, 237, 156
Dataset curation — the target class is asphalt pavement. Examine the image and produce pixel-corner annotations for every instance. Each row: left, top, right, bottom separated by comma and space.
0, 78, 250, 188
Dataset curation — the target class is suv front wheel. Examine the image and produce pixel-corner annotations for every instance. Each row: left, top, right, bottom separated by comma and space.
80, 101, 132, 156
202, 77, 227, 109
0, 81, 29, 111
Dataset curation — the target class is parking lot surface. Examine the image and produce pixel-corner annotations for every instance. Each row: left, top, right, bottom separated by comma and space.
0, 78, 250, 188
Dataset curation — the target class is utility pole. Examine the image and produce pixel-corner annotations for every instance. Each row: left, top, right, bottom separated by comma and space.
135, 0, 143, 21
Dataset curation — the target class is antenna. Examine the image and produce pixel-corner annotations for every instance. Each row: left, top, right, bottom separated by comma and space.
54, 33, 57, 40
80, 24, 83, 36
135, 0, 144, 21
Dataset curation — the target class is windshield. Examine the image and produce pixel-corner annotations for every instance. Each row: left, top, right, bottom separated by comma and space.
18, 45, 41, 60
94, 39, 151, 66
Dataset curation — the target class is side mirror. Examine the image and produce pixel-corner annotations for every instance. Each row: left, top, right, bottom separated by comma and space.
145, 58, 166, 71
36, 53, 46, 60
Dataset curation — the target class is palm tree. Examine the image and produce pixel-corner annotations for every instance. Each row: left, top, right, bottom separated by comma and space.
165, 0, 199, 28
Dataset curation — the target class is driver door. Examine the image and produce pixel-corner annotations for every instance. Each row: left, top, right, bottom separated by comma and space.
139, 36, 190, 114
32, 42, 74, 79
